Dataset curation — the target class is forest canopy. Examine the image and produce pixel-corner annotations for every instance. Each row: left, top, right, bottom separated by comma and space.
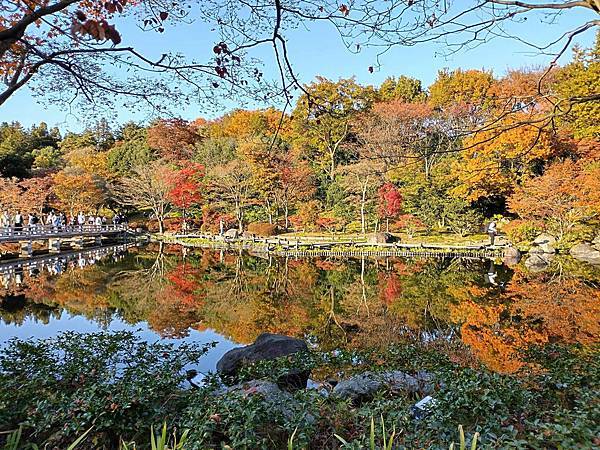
1, 34, 598, 241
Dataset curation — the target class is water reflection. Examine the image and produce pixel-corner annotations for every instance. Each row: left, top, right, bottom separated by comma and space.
1, 243, 598, 374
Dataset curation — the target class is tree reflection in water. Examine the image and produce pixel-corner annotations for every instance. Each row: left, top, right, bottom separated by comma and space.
1, 245, 599, 373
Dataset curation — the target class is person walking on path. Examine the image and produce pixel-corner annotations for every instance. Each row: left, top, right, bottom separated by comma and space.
31, 213, 40, 231
1, 211, 10, 229
77, 211, 86, 230
14, 211, 23, 233
27, 213, 35, 232
487, 221, 498, 246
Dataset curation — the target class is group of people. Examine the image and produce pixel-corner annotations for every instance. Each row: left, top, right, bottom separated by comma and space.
0, 210, 127, 233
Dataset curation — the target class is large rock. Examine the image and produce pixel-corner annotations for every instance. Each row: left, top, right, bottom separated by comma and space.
216, 333, 309, 388
592, 235, 600, 251
532, 233, 556, 254
215, 380, 315, 424
223, 228, 240, 238
367, 232, 398, 244
502, 247, 521, 266
332, 371, 434, 403
570, 243, 600, 265
524, 249, 554, 272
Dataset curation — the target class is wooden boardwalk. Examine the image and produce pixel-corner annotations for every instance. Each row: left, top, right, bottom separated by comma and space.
0, 224, 127, 244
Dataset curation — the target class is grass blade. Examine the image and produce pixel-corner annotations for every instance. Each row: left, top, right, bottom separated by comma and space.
370, 417, 375, 450
67, 426, 93, 450
334, 434, 349, 445
471, 432, 480, 450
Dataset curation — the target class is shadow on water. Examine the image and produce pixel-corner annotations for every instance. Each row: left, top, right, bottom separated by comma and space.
1, 242, 599, 373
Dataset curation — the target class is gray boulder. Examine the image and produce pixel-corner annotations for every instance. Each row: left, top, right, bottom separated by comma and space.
216, 380, 314, 423
592, 235, 600, 251
570, 243, 600, 265
532, 233, 556, 254
367, 232, 398, 244
502, 247, 521, 266
223, 228, 240, 238
332, 371, 434, 403
525, 249, 554, 272
216, 333, 309, 388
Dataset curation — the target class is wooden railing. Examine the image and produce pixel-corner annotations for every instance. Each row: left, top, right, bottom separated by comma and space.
0, 224, 127, 241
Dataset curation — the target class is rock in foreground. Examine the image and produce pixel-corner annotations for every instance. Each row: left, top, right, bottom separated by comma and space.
216, 333, 309, 388
332, 370, 434, 403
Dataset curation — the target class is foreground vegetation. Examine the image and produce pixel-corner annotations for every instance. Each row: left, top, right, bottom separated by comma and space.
0, 332, 598, 449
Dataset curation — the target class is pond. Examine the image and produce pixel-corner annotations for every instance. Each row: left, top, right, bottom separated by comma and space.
1, 242, 599, 374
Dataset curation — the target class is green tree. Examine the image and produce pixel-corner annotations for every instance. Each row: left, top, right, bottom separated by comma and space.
0, 122, 33, 177
554, 34, 600, 139
32, 146, 64, 170
292, 77, 376, 180
428, 68, 495, 111
107, 123, 155, 175
194, 137, 237, 169
378, 75, 426, 102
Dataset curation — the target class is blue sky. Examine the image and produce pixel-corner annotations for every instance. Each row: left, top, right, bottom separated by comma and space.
0, 5, 596, 131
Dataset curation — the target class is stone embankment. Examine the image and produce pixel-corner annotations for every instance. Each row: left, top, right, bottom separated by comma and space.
156, 231, 507, 259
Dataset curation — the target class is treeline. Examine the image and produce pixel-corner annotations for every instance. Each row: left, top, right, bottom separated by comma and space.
1, 37, 598, 240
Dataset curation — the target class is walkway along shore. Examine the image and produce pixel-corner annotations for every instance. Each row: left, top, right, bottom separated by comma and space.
154, 232, 507, 259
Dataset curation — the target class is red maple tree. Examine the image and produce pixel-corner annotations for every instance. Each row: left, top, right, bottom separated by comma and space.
167, 163, 204, 230
378, 183, 403, 231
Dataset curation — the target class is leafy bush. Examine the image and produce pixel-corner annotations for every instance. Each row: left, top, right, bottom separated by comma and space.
1, 333, 597, 450
445, 203, 483, 237
182, 384, 318, 449
394, 214, 424, 238
247, 222, 279, 236
502, 219, 543, 245
558, 224, 596, 249
0, 331, 213, 448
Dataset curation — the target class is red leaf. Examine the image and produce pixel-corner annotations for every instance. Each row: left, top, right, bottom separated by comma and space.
159, 11, 168, 21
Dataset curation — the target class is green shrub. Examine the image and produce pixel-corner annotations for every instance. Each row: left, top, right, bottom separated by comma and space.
558, 224, 596, 249
1, 334, 597, 450
0, 332, 213, 448
502, 219, 543, 245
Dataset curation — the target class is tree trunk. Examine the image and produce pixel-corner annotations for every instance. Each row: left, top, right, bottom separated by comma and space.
360, 181, 367, 234
329, 149, 336, 181
284, 203, 289, 230
235, 200, 243, 232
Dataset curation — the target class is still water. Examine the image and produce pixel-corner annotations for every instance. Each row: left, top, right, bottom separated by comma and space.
1, 242, 599, 374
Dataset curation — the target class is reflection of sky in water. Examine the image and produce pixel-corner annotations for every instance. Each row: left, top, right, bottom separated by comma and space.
0, 310, 237, 374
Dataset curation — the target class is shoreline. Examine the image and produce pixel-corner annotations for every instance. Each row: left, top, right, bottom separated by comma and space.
154, 232, 508, 259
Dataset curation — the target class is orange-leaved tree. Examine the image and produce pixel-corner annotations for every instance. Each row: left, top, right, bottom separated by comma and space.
51, 170, 104, 215
508, 141, 600, 239
451, 115, 561, 202
147, 119, 201, 161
